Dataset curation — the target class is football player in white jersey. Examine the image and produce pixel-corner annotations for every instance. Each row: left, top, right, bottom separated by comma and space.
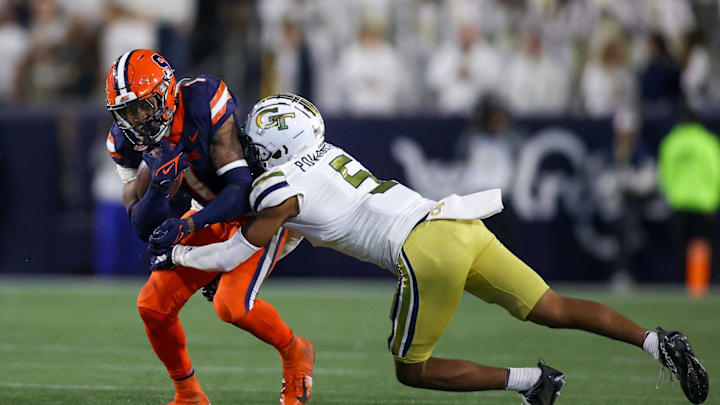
149, 94, 708, 405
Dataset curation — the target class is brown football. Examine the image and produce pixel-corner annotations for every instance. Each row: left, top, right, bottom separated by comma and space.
136, 160, 184, 199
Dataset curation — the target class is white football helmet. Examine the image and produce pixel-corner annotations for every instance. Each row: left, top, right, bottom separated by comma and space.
242, 93, 325, 173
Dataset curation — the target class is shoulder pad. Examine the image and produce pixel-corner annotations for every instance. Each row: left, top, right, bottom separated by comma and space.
106, 129, 122, 160
250, 170, 301, 212
179, 75, 219, 95
179, 74, 237, 131
107, 125, 142, 168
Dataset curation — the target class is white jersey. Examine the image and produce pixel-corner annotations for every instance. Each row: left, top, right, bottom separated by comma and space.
249, 142, 436, 271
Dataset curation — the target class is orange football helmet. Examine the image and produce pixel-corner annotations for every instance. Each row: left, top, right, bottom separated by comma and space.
105, 49, 179, 149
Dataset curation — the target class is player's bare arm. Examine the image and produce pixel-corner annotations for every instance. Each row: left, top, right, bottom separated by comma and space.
210, 116, 245, 170
243, 196, 299, 247
121, 180, 139, 211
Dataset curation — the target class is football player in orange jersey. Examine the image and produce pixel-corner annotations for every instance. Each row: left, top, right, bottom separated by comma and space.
104, 50, 314, 405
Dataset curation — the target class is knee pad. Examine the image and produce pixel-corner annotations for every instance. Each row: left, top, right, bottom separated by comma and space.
213, 293, 248, 324
138, 305, 178, 330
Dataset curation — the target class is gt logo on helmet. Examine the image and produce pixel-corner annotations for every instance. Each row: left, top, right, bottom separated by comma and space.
256, 107, 296, 131
243, 94, 325, 174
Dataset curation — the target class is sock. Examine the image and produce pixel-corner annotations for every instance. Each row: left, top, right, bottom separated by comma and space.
506, 367, 542, 392
232, 298, 294, 350
139, 306, 194, 379
643, 331, 659, 360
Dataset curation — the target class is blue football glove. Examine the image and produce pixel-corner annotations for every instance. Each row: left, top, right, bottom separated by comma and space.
148, 217, 192, 255
142, 139, 188, 191
150, 252, 175, 271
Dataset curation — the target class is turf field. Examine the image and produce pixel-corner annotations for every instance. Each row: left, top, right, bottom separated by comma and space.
0, 278, 717, 404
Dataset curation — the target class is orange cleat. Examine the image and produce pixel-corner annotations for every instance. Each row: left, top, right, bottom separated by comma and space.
279, 336, 315, 404
168, 371, 211, 405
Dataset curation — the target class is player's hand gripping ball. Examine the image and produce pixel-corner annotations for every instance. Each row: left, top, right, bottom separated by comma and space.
136, 161, 184, 199
140, 139, 188, 195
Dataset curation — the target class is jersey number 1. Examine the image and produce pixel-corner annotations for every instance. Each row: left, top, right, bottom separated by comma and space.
330, 155, 397, 194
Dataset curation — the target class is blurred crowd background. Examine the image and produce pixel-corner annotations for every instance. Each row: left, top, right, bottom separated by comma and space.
1, 0, 718, 117
1, 0, 719, 291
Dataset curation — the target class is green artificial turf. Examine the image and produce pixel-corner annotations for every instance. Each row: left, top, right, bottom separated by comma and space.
0, 278, 717, 404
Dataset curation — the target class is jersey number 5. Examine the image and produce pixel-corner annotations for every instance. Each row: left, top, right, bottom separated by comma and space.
330, 155, 397, 194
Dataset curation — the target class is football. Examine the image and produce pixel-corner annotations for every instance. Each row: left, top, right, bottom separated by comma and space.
136, 159, 184, 199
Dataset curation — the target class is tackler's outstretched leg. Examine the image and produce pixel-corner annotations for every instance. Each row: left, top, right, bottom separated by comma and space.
527, 289, 709, 403
526, 289, 646, 346
470, 221, 708, 404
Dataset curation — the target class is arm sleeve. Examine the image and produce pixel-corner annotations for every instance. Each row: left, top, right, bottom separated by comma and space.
189, 160, 253, 229
173, 227, 260, 272
116, 165, 138, 183
128, 185, 171, 242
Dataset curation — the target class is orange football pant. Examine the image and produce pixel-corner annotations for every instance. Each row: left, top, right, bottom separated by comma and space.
137, 214, 293, 379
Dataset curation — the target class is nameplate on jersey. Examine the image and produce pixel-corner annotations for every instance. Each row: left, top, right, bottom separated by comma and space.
425, 189, 504, 221
293, 142, 334, 172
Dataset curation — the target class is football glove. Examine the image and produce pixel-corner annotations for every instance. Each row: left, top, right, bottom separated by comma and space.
150, 252, 175, 271
142, 139, 188, 191
148, 218, 192, 255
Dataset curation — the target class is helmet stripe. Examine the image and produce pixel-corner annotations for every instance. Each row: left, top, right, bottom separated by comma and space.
112, 62, 120, 96
115, 50, 134, 95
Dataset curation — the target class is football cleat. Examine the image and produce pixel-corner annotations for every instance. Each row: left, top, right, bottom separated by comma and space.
520, 361, 565, 405
280, 336, 315, 404
280, 375, 312, 405
656, 327, 709, 404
